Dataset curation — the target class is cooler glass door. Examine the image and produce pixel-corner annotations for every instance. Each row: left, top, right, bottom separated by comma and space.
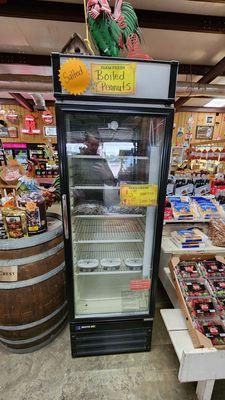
65, 111, 166, 318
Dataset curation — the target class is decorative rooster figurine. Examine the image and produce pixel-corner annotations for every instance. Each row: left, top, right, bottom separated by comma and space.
87, 0, 150, 59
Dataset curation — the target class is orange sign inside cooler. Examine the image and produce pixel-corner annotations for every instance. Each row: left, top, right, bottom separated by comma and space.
120, 184, 158, 207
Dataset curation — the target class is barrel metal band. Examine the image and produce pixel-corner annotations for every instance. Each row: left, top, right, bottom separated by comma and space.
1, 321, 67, 354
0, 262, 65, 289
0, 313, 68, 344
0, 301, 68, 331
0, 241, 64, 267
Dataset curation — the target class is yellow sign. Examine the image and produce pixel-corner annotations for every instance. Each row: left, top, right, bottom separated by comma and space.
91, 63, 136, 94
59, 59, 90, 95
120, 184, 158, 207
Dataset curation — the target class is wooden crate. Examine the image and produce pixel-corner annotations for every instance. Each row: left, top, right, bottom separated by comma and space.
169, 253, 225, 349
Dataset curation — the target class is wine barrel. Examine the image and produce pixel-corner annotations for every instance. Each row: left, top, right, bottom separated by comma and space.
0, 213, 68, 353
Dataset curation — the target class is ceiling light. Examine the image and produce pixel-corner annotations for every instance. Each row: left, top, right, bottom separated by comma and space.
204, 98, 225, 107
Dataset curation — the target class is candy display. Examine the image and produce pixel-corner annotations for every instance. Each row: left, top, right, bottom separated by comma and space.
18, 192, 47, 236
198, 260, 225, 278
171, 228, 208, 249
2, 207, 28, 239
175, 261, 201, 279
180, 279, 210, 298
187, 297, 218, 318
217, 297, 225, 314
208, 219, 225, 247
194, 319, 225, 346
208, 278, 225, 297
169, 196, 197, 220
193, 197, 222, 220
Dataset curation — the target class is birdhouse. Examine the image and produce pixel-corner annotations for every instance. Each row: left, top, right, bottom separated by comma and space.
61, 33, 92, 55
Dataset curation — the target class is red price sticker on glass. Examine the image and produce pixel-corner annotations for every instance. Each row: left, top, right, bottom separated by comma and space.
130, 279, 151, 291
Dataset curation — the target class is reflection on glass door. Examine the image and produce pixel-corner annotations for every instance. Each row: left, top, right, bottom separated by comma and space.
65, 112, 166, 318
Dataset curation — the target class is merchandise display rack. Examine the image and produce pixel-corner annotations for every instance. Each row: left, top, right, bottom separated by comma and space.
160, 213, 225, 399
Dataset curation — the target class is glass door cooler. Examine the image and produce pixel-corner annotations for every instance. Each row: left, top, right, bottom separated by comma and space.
52, 54, 178, 357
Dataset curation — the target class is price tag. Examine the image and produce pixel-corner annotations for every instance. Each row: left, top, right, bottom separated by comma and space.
120, 184, 158, 207
91, 63, 136, 94
0, 266, 18, 282
130, 279, 151, 291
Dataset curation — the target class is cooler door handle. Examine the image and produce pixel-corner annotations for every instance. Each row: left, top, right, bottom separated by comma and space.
62, 194, 69, 240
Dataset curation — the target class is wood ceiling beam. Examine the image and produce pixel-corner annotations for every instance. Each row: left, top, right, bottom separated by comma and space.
1, 0, 225, 33
188, 1, 225, 3
0, 74, 51, 83
0, 52, 51, 66
9, 93, 34, 112
178, 106, 225, 112
175, 56, 225, 109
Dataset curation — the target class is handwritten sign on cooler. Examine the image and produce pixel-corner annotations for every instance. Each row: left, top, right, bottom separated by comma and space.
91, 63, 136, 94
120, 184, 158, 207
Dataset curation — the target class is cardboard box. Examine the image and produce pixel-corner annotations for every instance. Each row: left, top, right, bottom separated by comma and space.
169, 253, 225, 349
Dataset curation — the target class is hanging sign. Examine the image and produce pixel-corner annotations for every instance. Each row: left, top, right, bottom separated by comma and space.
6, 109, 18, 123
42, 110, 53, 125
24, 114, 36, 133
120, 184, 158, 207
59, 58, 90, 95
91, 63, 136, 94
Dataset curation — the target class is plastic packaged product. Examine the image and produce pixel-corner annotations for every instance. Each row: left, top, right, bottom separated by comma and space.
101, 258, 121, 271
198, 260, 225, 278
1, 195, 15, 208
0, 215, 8, 239
180, 279, 210, 297
208, 278, 225, 297
77, 259, 99, 272
193, 197, 222, 219
194, 318, 225, 346
125, 258, 143, 271
187, 297, 218, 318
171, 228, 208, 249
18, 192, 47, 235
175, 261, 201, 279
2, 207, 28, 239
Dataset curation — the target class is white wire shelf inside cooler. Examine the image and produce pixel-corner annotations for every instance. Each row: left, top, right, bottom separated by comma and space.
74, 242, 144, 275
73, 217, 145, 243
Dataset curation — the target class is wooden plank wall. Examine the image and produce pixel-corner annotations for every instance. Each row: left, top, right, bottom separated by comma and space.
0, 104, 56, 144
173, 111, 225, 146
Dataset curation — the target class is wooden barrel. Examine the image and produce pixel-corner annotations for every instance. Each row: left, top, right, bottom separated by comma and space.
0, 213, 67, 353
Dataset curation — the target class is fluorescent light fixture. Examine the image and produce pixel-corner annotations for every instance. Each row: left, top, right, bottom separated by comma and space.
204, 98, 225, 107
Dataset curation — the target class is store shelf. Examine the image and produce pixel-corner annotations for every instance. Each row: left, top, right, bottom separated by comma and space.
76, 296, 148, 318
71, 185, 120, 190
76, 268, 142, 276
161, 236, 225, 255
73, 218, 145, 243
164, 218, 210, 224
69, 155, 149, 160
74, 214, 145, 219
74, 242, 143, 263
